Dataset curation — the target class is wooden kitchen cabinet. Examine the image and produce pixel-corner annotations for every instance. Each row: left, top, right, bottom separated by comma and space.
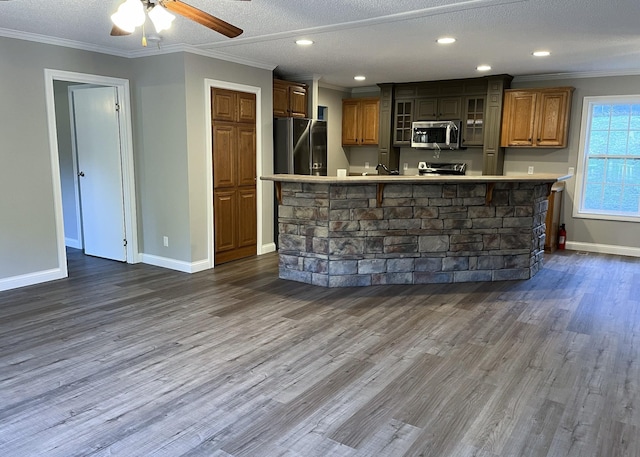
273, 79, 308, 118
342, 97, 379, 146
500, 87, 573, 148
212, 89, 256, 124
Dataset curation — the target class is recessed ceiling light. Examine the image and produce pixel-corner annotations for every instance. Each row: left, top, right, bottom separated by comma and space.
533, 50, 551, 57
354, 75, 366, 81
476, 65, 492, 72
295, 39, 314, 46
437, 37, 456, 44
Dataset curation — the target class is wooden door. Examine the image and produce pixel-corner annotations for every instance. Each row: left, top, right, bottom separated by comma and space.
342, 99, 360, 145
289, 84, 308, 118
212, 89, 237, 122
360, 98, 380, 145
273, 80, 290, 117
500, 91, 537, 147
212, 88, 257, 265
536, 90, 570, 147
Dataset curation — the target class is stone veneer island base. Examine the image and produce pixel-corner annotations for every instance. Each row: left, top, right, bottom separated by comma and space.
262, 174, 568, 288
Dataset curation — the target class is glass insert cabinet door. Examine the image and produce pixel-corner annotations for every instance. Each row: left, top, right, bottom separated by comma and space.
463, 97, 485, 146
394, 100, 413, 145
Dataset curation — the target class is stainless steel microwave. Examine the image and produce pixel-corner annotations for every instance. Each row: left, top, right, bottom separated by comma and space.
411, 120, 462, 150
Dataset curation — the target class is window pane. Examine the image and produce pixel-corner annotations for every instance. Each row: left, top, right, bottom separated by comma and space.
591, 104, 611, 130
583, 183, 603, 210
621, 185, 640, 213
606, 159, 625, 183
609, 131, 628, 154
586, 158, 606, 182
631, 105, 640, 130
603, 184, 623, 210
610, 104, 631, 130
627, 158, 640, 181
628, 131, 640, 155
588, 130, 609, 155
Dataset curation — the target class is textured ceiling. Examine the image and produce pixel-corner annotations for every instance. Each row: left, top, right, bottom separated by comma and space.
1, 0, 640, 88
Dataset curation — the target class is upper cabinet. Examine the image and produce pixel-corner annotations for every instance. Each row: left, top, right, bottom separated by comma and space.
500, 87, 574, 148
414, 97, 462, 121
273, 79, 308, 118
212, 88, 256, 124
342, 97, 380, 146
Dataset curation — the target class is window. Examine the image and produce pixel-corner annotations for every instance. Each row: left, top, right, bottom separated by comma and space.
574, 96, 640, 222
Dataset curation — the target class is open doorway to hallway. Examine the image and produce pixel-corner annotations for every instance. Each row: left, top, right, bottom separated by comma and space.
44, 69, 139, 275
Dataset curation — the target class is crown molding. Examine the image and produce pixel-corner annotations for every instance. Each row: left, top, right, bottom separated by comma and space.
0, 27, 130, 57
514, 68, 640, 82
0, 27, 276, 71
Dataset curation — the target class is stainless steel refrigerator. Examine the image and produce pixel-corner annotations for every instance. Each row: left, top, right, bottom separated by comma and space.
273, 118, 327, 176
273, 118, 327, 248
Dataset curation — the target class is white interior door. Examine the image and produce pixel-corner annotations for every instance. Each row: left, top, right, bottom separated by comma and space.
72, 86, 126, 262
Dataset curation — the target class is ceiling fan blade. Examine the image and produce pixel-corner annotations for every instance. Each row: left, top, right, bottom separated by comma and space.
159, 0, 243, 38
110, 25, 132, 36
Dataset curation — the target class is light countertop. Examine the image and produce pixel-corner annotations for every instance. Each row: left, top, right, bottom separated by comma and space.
261, 174, 571, 184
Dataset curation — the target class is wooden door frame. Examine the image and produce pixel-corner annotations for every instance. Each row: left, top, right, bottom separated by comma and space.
45, 69, 139, 279
205, 79, 265, 268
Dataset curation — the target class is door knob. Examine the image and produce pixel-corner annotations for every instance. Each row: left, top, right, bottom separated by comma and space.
78, 171, 85, 177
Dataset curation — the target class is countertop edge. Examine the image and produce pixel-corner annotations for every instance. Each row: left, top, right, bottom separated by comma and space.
261, 174, 571, 183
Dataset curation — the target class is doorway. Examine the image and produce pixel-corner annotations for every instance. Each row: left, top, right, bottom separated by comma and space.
45, 70, 138, 274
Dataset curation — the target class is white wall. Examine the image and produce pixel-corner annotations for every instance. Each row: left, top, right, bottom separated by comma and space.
0, 35, 277, 290
0, 37, 132, 285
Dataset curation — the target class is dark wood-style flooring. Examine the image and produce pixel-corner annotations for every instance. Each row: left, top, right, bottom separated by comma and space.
1, 249, 639, 456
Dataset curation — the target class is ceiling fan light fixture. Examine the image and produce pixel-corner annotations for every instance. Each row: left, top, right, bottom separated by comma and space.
148, 5, 175, 33
111, 0, 146, 32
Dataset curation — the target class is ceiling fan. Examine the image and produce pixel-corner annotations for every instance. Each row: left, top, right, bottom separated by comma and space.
110, 0, 248, 40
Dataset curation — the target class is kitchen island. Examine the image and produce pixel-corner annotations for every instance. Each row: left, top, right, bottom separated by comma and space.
263, 174, 569, 287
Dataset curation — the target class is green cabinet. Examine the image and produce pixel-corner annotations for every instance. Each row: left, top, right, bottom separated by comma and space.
377, 84, 400, 170
462, 96, 485, 147
380, 76, 512, 175
414, 97, 462, 121
393, 99, 414, 146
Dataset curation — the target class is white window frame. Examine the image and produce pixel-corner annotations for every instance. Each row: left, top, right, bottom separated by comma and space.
574, 95, 640, 223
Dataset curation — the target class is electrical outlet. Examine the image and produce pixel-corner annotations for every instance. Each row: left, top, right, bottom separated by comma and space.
568, 167, 575, 176
527, 166, 534, 175
163, 236, 169, 247
403, 163, 408, 170
364, 162, 369, 169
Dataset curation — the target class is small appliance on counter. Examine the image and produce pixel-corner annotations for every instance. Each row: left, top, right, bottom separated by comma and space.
418, 162, 467, 175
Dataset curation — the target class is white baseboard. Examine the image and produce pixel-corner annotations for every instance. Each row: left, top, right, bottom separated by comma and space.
0, 268, 67, 292
140, 253, 211, 273
566, 241, 640, 258
65, 238, 82, 249
260, 242, 277, 254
